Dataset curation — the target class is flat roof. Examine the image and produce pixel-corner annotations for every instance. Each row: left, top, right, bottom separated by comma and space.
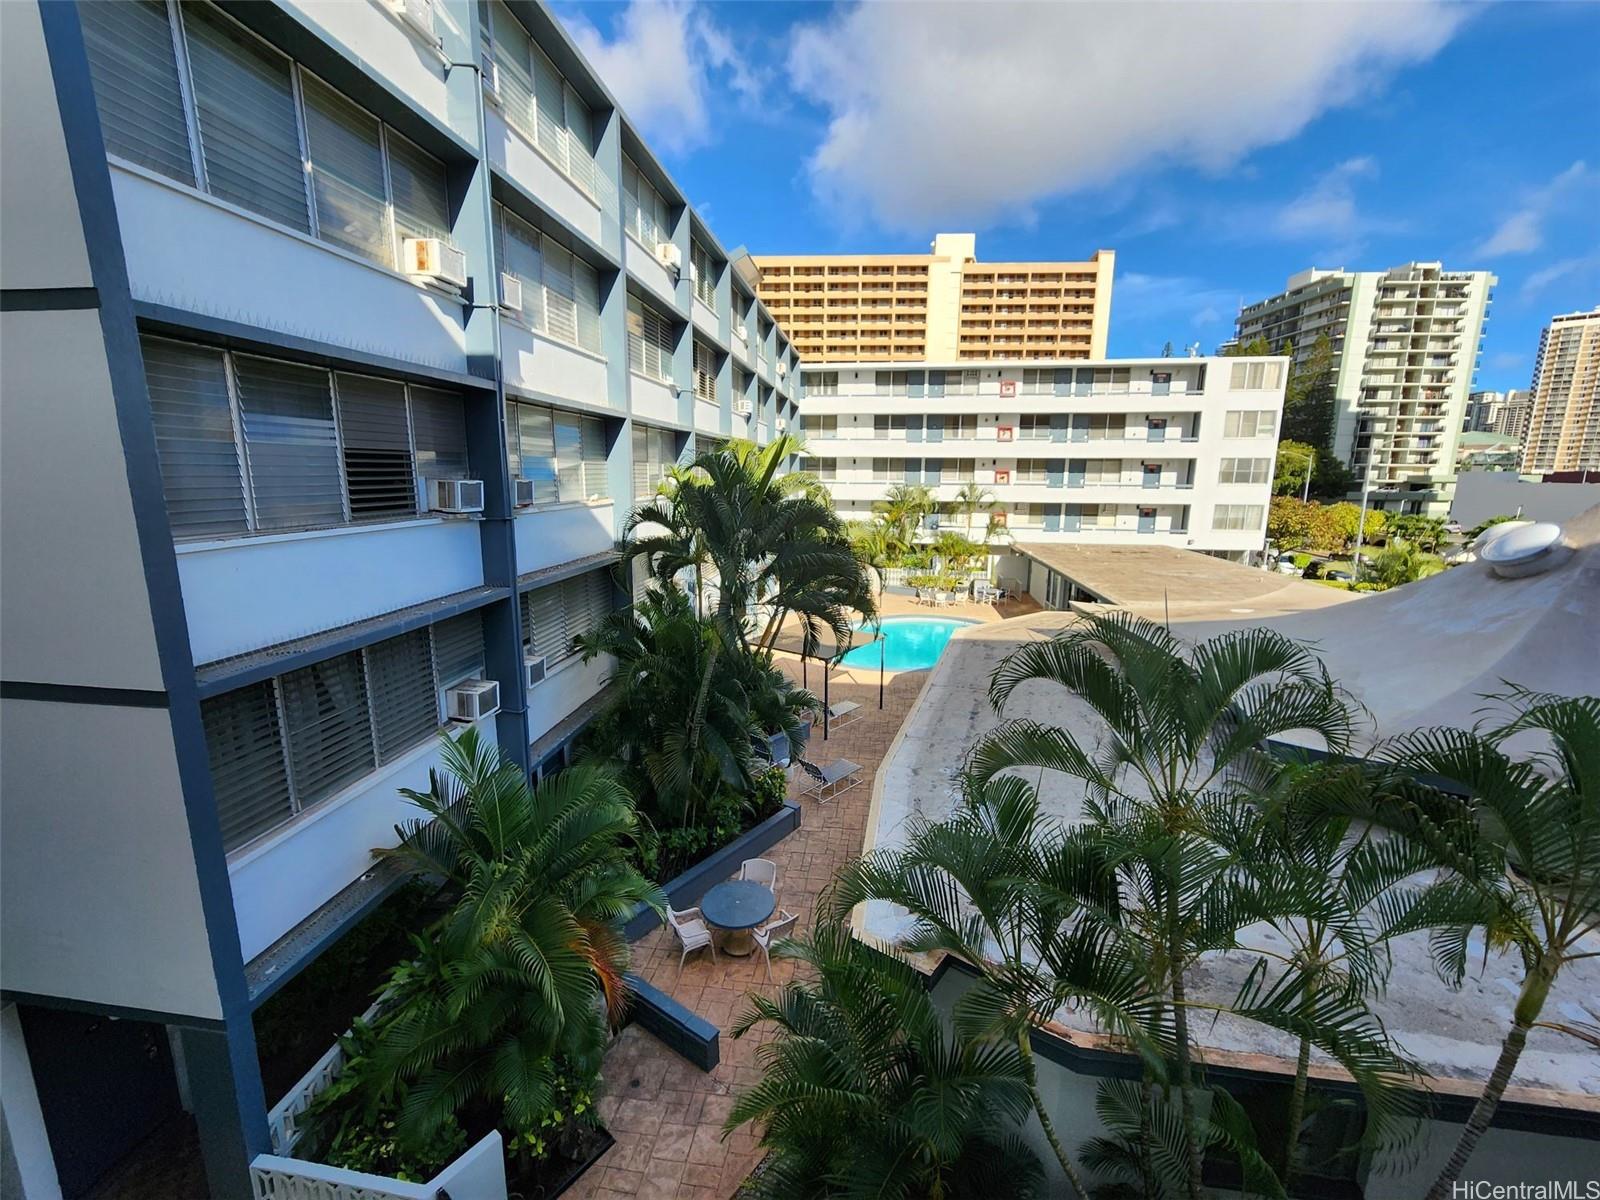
1013, 542, 1349, 614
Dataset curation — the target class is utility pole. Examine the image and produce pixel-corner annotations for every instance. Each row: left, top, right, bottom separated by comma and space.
1352, 442, 1374, 579
1302, 446, 1315, 503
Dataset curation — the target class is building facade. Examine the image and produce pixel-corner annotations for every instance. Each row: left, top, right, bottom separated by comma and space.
1521, 307, 1600, 474
1464, 388, 1529, 437
0, 2, 797, 1196
800, 357, 1284, 561
753, 233, 1114, 364
1235, 263, 1496, 515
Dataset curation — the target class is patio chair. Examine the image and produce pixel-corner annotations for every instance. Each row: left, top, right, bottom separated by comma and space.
738, 857, 778, 890
798, 757, 863, 803
934, 589, 949, 606
751, 910, 800, 982
666, 905, 716, 972
828, 700, 863, 729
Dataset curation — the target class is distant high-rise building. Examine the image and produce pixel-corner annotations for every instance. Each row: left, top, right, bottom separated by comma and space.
1235, 264, 1496, 515
1494, 391, 1533, 441
753, 234, 1114, 364
1464, 389, 1529, 435
1521, 307, 1600, 474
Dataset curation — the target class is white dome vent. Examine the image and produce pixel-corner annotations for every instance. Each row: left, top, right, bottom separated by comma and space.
1471, 520, 1532, 552
1479, 522, 1573, 579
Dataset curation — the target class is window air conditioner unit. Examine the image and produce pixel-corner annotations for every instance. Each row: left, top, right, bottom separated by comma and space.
499, 272, 523, 313
430, 478, 485, 514
775, 418, 788, 432
388, 0, 441, 47
403, 238, 468, 288
734, 323, 748, 341
447, 679, 500, 723
689, 261, 700, 284
524, 655, 547, 689
480, 52, 500, 104
994, 469, 1011, 485
776, 360, 788, 377
733, 397, 753, 417
655, 242, 682, 273
513, 477, 536, 507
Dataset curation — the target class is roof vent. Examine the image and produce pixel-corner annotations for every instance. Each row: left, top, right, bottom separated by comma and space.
1479, 522, 1572, 579
1470, 520, 1531, 552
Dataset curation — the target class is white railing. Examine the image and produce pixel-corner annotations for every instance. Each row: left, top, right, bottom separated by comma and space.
266, 998, 385, 1156
250, 1132, 505, 1200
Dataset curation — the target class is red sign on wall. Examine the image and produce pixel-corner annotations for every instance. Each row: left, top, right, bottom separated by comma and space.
999, 380, 1018, 398
997, 425, 1015, 442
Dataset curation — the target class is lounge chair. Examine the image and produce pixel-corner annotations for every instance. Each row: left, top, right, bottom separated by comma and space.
798, 757, 863, 803
751, 910, 800, 982
828, 700, 863, 729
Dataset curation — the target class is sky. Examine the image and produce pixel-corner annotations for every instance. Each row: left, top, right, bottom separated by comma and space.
558, 0, 1600, 391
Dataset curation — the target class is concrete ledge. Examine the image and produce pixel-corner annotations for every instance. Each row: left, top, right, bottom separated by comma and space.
623, 974, 720, 1073
623, 800, 802, 941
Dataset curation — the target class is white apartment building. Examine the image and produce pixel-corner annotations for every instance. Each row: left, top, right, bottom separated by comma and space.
0, 2, 796, 1196
800, 358, 1286, 562
1236, 264, 1495, 516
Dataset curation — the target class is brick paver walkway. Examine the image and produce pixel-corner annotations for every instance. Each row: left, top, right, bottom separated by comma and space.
570, 592, 1040, 1200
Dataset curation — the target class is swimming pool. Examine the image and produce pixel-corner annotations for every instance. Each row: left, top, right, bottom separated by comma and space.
839, 617, 976, 672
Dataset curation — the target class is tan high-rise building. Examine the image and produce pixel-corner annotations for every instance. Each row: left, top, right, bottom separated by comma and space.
752, 234, 1114, 364
1521, 307, 1600, 474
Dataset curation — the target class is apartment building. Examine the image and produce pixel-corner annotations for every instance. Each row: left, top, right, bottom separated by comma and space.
0, 2, 797, 1196
1464, 388, 1530, 436
753, 233, 1114, 364
800, 357, 1285, 561
1521, 307, 1600, 474
1236, 263, 1495, 515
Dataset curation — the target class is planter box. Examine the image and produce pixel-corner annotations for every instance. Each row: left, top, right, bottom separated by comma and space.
251, 1133, 505, 1200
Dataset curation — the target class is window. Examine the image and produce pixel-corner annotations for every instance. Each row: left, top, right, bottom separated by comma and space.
808, 372, 839, 396
873, 415, 910, 439
522, 569, 612, 667
945, 459, 976, 483
691, 241, 716, 308
1019, 414, 1051, 440
632, 424, 679, 498
807, 415, 838, 438
580, 416, 610, 502
1083, 460, 1122, 485
506, 401, 556, 503
1021, 368, 1053, 394
1016, 459, 1048, 484
486, 1, 598, 199
1092, 367, 1132, 393
142, 336, 471, 539
1213, 504, 1264, 530
1218, 458, 1272, 485
946, 415, 978, 439
200, 613, 488, 852
627, 294, 675, 382
693, 340, 718, 403
1223, 410, 1278, 438
622, 156, 672, 246
874, 371, 910, 395
1229, 362, 1285, 390
1085, 413, 1121, 440
84, 2, 454, 272
811, 457, 836, 481
944, 370, 980, 394
505, 401, 607, 504
495, 207, 602, 354
871, 457, 892, 482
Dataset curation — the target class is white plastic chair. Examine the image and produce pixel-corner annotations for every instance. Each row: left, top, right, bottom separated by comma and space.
666, 905, 716, 972
751, 910, 799, 982
738, 858, 778, 891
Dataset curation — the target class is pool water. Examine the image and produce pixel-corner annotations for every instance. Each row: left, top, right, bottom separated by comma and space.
839, 617, 976, 672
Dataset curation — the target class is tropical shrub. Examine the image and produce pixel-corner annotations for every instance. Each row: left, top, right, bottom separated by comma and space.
1362, 538, 1442, 588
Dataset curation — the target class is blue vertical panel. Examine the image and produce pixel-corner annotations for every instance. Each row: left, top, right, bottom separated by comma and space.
907, 415, 924, 443
1152, 371, 1171, 397
908, 370, 924, 398
1062, 504, 1082, 532
1071, 414, 1089, 442
928, 370, 945, 397
1143, 463, 1162, 489
1068, 459, 1085, 487
924, 458, 942, 485
1049, 413, 1069, 442
1043, 504, 1062, 532
904, 458, 920, 484
1054, 368, 1072, 395
1046, 459, 1065, 487
1139, 508, 1157, 534
926, 414, 944, 442
1075, 368, 1092, 396
1147, 418, 1167, 443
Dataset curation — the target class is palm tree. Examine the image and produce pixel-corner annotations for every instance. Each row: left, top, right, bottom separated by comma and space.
1352, 690, 1600, 1200
873, 482, 937, 556
725, 917, 1048, 1200
1363, 537, 1441, 589
952, 480, 997, 540
363, 729, 664, 1144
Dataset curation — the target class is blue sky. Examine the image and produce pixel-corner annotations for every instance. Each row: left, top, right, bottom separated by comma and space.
561, 1, 1600, 390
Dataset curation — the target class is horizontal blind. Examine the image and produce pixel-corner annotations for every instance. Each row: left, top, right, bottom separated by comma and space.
694, 341, 716, 402
202, 681, 292, 852
523, 583, 569, 663
530, 44, 565, 166
652, 306, 675, 380
279, 651, 374, 807
81, 0, 196, 186
562, 82, 597, 198
513, 403, 558, 502
411, 387, 469, 480
183, 2, 310, 232
566, 570, 612, 646
388, 130, 451, 244
234, 355, 344, 530
626, 296, 648, 375
301, 73, 390, 265
543, 241, 578, 346
574, 258, 602, 354
553, 412, 583, 501
365, 629, 438, 762
499, 209, 546, 332
432, 610, 485, 685
335, 374, 415, 519
141, 337, 249, 537
580, 417, 609, 501
631, 425, 649, 499
489, 0, 537, 146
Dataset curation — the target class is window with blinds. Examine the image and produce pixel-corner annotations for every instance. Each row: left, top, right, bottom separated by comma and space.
522, 569, 612, 667
494, 206, 602, 354
202, 680, 292, 851
693, 340, 718, 403
485, 0, 598, 200
431, 610, 486, 685
335, 375, 414, 520
279, 651, 374, 807
627, 295, 675, 382
506, 400, 558, 504
691, 242, 716, 307
622, 157, 672, 247
631, 424, 678, 499
83, 1, 453, 272
364, 629, 438, 762
1217, 457, 1271, 485
139, 335, 471, 539
553, 412, 583, 501
580, 417, 610, 502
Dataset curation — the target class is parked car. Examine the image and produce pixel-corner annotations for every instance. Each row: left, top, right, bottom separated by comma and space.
1324, 569, 1355, 582
1444, 520, 1464, 535
1274, 559, 1302, 575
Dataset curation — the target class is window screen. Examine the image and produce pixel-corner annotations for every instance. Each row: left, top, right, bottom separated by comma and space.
499, 208, 546, 332
81, 0, 196, 185
580, 417, 610, 501
553, 412, 583, 501
142, 337, 248, 537
523, 582, 569, 663
233, 355, 344, 530
507, 401, 558, 503
202, 680, 291, 852
279, 651, 374, 807
432, 610, 485, 685
335, 374, 415, 520
183, 3, 309, 233
301, 73, 390, 264
543, 240, 578, 345
573, 258, 602, 354
411, 387, 468, 481
364, 629, 438, 762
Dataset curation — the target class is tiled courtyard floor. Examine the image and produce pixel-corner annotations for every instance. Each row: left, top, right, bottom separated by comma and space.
570, 591, 1040, 1200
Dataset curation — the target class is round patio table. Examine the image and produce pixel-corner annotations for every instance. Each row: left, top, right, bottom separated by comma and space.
698, 879, 776, 957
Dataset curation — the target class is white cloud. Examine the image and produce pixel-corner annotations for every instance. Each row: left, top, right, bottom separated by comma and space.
566, 1, 763, 155
787, 2, 1467, 230
1476, 162, 1593, 257
1115, 271, 1239, 334
1271, 157, 1377, 241
1517, 250, 1600, 302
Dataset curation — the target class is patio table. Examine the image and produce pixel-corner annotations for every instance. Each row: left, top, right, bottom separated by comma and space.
699, 879, 777, 956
